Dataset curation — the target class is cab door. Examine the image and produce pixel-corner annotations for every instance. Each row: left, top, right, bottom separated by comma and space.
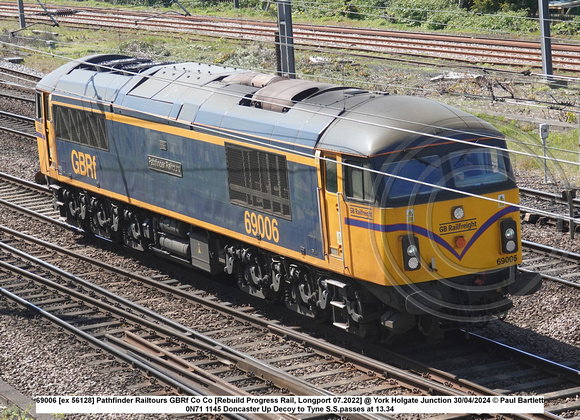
35, 91, 55, 173
317, 152, 346, 271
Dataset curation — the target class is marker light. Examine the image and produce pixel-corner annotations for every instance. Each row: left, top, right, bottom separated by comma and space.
505, 240, 517, 253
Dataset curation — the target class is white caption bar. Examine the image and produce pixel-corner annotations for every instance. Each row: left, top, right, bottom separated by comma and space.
36, 395, 545, 415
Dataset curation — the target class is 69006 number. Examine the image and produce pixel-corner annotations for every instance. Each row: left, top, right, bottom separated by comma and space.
497, 255, 518, 265
244, 211, 279, 243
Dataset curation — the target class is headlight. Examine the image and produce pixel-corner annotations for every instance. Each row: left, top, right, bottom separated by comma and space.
453, 206, 464, 220
407, 256, 420, 270
500, 219, 518, 254
504, 227, 515, 240
402, 235, 420, 271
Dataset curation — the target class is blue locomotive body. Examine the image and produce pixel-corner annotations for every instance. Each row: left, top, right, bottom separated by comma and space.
41, 55, 327, 266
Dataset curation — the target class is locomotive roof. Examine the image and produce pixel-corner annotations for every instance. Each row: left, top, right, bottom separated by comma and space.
317, 94, 502, 156
38, 54, 502, 157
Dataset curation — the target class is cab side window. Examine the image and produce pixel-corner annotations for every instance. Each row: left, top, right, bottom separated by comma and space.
35, 92, 43, 120
325, 158, 338, 194
344, 160, 373, 202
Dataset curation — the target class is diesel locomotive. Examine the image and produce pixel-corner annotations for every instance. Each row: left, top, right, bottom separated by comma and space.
35, 54, 541, 340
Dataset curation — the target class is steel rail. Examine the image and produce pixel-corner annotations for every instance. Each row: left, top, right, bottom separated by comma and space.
0, 176, 577, 413
0, 109, 36, 138
0, 64, 42, 82
519, 266, 580, 288
0, 226, 519, 404
0, 225, 477, 398
0, 171, 50, 192
0, 283, 274, 420
520, 187, 580, 207
0, 188, 74, 231
0, 286, 215, 398
271, 326, 564, 420
0, 109, 34, 123
522, 239, 580, 263
468, 332, 580, 385
520, 240, 580, 289
0, 172, 578, 397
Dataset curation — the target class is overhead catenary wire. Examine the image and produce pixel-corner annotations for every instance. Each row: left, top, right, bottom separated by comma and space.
15, 0, 580, 47
8, 32, 578, 119
4, 26, 579, 122
13, 1, 580, 83
252, 0, 579, 44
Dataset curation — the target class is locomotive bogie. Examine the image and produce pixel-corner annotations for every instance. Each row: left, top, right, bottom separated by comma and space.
35, 55, 541, 339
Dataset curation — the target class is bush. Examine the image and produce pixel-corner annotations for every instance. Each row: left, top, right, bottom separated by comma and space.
384, 0, 453, 26
424, 10, 461, 30
446, 9, 537, 32
552, 15, 580, 35
79, 0, 546, 34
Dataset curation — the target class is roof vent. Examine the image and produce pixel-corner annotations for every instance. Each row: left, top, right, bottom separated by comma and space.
252, 79, 339, 112
222, 72, 285, 88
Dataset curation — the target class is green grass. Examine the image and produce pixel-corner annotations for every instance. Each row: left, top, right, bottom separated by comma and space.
0, 405, 34, 420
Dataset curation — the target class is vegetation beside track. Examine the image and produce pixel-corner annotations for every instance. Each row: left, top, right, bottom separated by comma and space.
27, 0, 580, 37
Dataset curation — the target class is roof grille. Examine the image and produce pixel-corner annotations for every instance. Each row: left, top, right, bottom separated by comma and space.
78, 56, 169, 75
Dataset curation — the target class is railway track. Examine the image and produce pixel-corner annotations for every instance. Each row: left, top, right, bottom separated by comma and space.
401, 330, 580, 417
0, 171, 579, 419
0, 229, 348, 403
0, 64, 41, 86
521, 240, 580, 288
0, 227, 475, 401
520, 186, 580, 233
0, 172, 58, 219
3, 2, 580, 74
0, 87, 35, 103
0, 109, 36, 137
0, 224, 577, 420
0, 182, 484, 401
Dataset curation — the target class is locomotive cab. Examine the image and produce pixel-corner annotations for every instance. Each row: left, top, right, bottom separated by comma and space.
317, 130, 541, 336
